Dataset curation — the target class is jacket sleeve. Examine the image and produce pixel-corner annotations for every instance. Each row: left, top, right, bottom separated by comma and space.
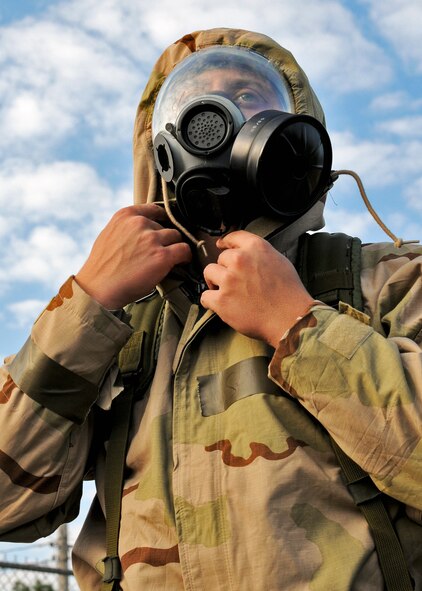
269, 245, 422, 512
0, 276, 132, 542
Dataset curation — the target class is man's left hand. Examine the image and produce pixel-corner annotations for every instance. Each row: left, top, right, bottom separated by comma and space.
201, 231, 315, 347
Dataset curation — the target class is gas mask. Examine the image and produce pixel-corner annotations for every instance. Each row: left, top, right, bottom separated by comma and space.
152, 46, 333, 235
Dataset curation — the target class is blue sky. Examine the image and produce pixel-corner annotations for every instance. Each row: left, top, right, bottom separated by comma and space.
0, 0, 421, 564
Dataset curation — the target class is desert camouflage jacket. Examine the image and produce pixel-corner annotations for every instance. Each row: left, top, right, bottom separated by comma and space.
1, 28, 422, 591
0, 240, 421, 591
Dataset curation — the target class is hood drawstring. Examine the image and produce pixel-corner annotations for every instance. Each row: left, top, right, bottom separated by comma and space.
160, 177, 208, 258
332, 170, 419, 248
162, 168, 419, 253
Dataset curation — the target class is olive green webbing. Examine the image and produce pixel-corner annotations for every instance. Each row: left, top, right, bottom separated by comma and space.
305, 234, 413, 589
331, 440, 414, 590
101, 293, 165, 591
101, 382, 134, 591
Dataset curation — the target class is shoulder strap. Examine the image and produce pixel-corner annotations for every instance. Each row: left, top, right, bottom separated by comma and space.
297, 232, 413, 590
101, 292, 165, 591
331, 441, 414, 590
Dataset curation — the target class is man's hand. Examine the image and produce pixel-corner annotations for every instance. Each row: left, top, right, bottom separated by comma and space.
201, 231, 314, 347
75, 204, 192, 309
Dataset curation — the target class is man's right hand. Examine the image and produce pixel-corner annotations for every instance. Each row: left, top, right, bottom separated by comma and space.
75, 204, 192, 309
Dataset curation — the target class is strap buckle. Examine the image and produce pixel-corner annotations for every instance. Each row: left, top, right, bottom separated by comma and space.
347, 474, 382, 506
102, 555, 122, 583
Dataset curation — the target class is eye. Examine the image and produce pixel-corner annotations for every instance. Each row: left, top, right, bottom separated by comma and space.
237, 92, 257, 103
234, 89, 263, 105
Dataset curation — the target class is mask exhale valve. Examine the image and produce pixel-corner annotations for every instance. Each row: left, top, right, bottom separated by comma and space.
154, 95, 333, 237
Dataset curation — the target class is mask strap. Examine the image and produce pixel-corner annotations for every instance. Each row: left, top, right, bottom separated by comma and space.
160, 177, 208, 257
332, 170, 419, 248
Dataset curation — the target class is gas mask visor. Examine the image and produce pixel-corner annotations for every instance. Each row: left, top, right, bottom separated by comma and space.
152, 46, 332, 235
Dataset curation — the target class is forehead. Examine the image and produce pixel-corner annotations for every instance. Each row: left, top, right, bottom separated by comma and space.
186, 66, 278, 94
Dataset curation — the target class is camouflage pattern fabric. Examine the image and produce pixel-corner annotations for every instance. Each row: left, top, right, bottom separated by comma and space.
1, 28, 422, 591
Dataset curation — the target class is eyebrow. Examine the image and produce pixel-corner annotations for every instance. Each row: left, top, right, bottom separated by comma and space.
204, 75, 275, 94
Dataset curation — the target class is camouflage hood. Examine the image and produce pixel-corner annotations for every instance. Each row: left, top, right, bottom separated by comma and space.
133, 28, 326, 214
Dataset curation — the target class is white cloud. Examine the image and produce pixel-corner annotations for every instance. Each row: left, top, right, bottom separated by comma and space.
323, 205, 375, 239
0, 213, 17, 240
331, 131, 422, 187
49, 0, 160, 63
6, 299, 47, 329
103, 0, 391, 94
369, 92, 407, 113
258, 0, 392, 94
376, 116, 422, 138
0, 16, 143, 152
0, 160, 132, 291
369, 91, 422, 114
366, 0, 422, 73
0, 160, 117, 222
404, 176, 422, 212
328, 131, 422, 240
2, 225, 84, 286
324, 197, 420, 244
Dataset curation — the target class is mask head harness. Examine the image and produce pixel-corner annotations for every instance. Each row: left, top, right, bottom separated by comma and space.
152, 46, 333, 236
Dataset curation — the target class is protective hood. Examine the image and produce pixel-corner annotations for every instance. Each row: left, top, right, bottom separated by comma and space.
133, 28, 327, 246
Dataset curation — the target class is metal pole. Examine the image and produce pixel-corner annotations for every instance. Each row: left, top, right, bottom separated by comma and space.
57, 524, 69, 591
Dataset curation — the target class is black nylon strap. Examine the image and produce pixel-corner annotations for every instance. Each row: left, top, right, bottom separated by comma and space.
331, 440, 414, 590
296, 232, 413, 589
101, 294, 165, 591
101, 380, 134, 591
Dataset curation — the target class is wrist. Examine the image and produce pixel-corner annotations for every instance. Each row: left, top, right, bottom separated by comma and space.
268, 296, 317, 348
74, 273, 120, 310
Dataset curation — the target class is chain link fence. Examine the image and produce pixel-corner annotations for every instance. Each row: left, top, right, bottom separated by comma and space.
0, 525, 79, 591
0, 560, 78, 591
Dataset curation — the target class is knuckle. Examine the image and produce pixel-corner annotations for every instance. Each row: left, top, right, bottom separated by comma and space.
231, 250, 244, 267
135, 215, 157, 232
111, 207, 128, 221
170, 243, 189, 264
119, 205, 135, 216
167, 228, 183, 242
136, 215, 149, 229
181, 242, 192, 258
203, 265, 212, 280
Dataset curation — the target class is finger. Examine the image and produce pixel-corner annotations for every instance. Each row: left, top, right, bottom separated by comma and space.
216, 247, 239, 268
203, 263, 228, 290
156, 227, 185, 246
200, 289, 218, 311
200, 283, 224, 311
217, 230, 255, 250
165, 242, 192, 266
128, 203, 169, 224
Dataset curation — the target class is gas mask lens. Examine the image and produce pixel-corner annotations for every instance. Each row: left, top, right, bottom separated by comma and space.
152, 46, 294, 138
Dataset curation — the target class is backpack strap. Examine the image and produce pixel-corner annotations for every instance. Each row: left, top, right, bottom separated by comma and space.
101, 292, 165, 591
296, 231, 363, 309
296, 232, 413, 590
331, 440, 414, 590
